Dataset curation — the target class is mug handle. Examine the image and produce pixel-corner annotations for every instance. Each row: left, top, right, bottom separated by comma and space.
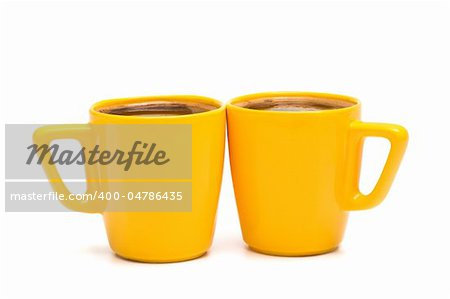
342, 121, 408, 210
33, 124, 105, 213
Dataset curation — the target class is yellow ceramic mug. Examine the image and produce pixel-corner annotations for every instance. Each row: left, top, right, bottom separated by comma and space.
227, 92, 408, 256
34, 95, 226, 262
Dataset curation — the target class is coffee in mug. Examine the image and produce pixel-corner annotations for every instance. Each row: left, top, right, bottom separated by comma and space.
98, 101, 218, 117
227, 91, 408, 256
235, 96, 354, 111
34, 95, 226, 263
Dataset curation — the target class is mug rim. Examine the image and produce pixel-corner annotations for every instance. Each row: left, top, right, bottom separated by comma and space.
227, 91, 361, 114
90, 95, 225, 120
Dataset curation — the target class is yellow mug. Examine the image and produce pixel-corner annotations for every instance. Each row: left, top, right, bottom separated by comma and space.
34, 95, 226, 262
226, 92, 408, 256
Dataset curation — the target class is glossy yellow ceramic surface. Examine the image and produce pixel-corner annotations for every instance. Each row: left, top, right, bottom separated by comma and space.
35, 95, 226, 262
226, 92, 408, 256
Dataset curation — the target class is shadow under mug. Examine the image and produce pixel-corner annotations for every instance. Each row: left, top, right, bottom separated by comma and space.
34, 95, 226, 262
226, 92, 408, 256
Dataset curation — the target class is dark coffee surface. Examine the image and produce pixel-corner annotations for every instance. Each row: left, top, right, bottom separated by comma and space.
98, 101, 218, 117
235, 97, 354, 111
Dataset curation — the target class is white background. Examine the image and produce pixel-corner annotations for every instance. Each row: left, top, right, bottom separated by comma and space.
1, 1, 449, 298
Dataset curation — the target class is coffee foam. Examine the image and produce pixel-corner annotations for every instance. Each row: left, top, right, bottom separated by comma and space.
98, 101, 218, 117
235, 97, 354, 111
